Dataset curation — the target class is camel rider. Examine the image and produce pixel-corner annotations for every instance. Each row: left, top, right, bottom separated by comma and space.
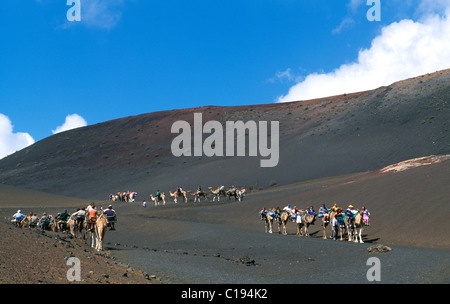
319, 204, 330, 223
306, 206, 315, 220
155, 190, 161, 200
259, 208, 268, 220
283, 204, 292, 213
12, 210, 25, 224
336, 209, 345, 226
219, 185, 225, 191
87, 206, 98, 232
177, 187, 182, 195
331, 203, 340, 213
86, 202, 95, 213
39, 212, 51, 230
345, 205, 358, 223
71, 208, 86, 228
104, 205, 117, 231
197, 186, 203, 195
58, 209, 70, 230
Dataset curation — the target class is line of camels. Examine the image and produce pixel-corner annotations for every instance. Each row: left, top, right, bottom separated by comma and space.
15, 210, 108, 252
261, 208, 366, 243
112, 187, 246, 206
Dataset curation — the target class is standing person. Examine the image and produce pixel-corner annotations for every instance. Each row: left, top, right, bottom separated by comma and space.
361, 206, 370, 226
143, 201, 147, 208
332, 215, 339, 240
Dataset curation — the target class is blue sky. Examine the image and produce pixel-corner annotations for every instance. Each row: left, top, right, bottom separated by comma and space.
1, 0, 449, 158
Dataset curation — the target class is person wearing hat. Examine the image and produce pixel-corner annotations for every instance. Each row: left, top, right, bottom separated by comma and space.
345, 205, 357, 222
12, 210, 25, 225
104, 205, 117, 231
39, 212, 50, 230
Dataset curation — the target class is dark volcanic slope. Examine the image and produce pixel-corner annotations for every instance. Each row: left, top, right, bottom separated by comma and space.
0, 69, 449, 199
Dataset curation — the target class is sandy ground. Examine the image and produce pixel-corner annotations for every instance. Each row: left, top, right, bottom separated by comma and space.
1, 158, 449, 284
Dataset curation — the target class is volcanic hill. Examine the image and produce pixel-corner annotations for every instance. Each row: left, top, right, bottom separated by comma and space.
0, 69, 449, 199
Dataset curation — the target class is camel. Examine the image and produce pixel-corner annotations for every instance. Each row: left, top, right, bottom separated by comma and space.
68, 217, 86, 240
225, 188, 243, 202
279, 211, 295, 235
297, 213, 316, 237
259, 210, 270, 233
36, 215, 57, 232
169, 190, 187, 203
322, 211, 336, 239
86, 211, 108, 251
19, 216, 31, 229
265, 213, 277, 234
208, 187, 221, 202
150, 193, 166, 206
94, 213, 108, 251
188, 190, 208, 202
352, 212, 364, 243
345, 216, 356, 242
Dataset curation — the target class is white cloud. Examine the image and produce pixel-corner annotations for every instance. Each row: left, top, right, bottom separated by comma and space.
82, 0, 125, 29
277, 7, 450, 102
0, 114, 35, 160
52, 114, 87, 135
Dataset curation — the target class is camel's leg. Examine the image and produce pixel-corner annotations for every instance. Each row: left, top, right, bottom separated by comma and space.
347, 225, 353, 242
97, 234, 103, 251
90, 231, 96, 248
322, 224, 327, 239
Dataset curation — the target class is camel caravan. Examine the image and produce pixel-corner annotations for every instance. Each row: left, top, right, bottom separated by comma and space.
109, 191, 137, 203
109, 185, 247, 205
259, 204, 370, 244
11, 203, 117, 252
